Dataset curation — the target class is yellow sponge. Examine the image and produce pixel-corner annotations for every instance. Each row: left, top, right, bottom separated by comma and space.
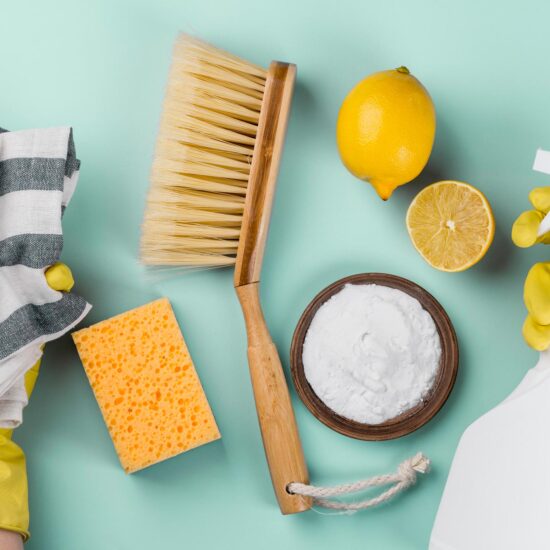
72, 298, 220, 473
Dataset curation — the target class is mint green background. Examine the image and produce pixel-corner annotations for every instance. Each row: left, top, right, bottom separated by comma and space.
2, 1, 550, 548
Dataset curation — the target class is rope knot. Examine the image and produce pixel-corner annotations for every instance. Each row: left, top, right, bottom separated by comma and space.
398, 452, 430, 487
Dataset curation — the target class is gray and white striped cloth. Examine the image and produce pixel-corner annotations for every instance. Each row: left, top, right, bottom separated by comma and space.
0, 127, 91, 428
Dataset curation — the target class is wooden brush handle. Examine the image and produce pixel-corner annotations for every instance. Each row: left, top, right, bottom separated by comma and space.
236, 283, 311, 514
234, 62, 309, 513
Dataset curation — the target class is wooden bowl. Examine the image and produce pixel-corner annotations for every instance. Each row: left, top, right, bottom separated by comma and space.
290, 273, 459, 440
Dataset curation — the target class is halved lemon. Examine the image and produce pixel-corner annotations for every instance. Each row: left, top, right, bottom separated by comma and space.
406, 181, 495, 272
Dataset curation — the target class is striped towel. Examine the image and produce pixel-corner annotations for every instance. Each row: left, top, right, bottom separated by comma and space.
0, 127, 91, 428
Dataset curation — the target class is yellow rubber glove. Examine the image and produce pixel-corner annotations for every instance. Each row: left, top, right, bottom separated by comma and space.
512, 187, 550, 247
0, 361, 40, 541
522, 263, 550, 350
512, 189, 550, 350
44, 262, 74, 292
0, 262, 74, 541
522, 315, 550, 351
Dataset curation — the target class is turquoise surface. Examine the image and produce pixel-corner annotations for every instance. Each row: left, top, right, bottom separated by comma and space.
2, 0, 550, 548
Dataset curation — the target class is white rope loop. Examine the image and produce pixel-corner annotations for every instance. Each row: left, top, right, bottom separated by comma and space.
287, 453, 430, 511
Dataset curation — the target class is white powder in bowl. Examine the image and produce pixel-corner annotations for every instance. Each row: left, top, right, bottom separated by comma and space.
302, 283, 441, 425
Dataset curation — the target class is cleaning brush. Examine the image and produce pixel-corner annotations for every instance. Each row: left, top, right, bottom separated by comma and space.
141, 34, 310, 514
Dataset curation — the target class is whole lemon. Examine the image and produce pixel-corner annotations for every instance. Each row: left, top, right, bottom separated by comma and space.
336, 66, 436, 200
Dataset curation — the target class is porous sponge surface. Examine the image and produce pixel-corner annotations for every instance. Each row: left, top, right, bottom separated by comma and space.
72, 298, 220, 473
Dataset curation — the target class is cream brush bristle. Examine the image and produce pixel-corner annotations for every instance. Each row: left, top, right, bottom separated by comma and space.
140, 34, 268, 267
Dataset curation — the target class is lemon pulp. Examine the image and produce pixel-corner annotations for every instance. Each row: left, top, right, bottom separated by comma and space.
406, 181, 495, 272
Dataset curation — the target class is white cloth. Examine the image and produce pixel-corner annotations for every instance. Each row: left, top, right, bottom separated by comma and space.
0, 127, 91, 428
534, 148, 550, 236
533, 148, 550, 175
0, 375, 28, 430
430, 351, 550, 549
